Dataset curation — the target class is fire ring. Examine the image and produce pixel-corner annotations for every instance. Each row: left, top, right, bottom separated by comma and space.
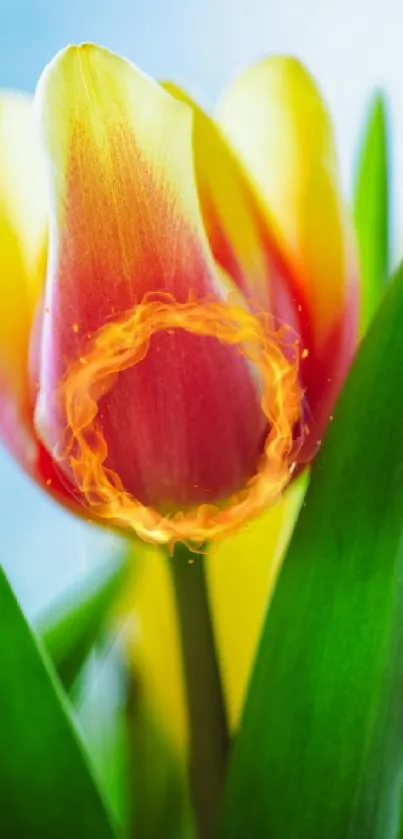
57, 296, 302, 549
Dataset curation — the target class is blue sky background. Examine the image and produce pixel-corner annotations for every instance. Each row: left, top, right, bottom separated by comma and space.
1, 0, 402, 616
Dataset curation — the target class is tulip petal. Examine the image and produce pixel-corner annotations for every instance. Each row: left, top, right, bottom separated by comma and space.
0, 100, 80, 508
216, 57, 350, 345
34, 45, 266, 511
217, 58, 358, 460
123, 543, 188, 757
207, 475, 306, 728
0, 94, 47, 463
162, 82, 302, 337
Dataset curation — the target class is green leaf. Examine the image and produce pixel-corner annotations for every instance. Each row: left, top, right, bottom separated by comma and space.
218, 261, 403, 839
0, 565, 118, 839
354, 91, 390, 332
36, 545, 131, 689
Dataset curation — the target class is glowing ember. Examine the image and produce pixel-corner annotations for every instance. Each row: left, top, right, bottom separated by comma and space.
55, 295, 302, 549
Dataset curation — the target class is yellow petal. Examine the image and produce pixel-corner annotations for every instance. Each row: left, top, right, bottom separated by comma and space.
207, 476, 307, 728
0, 94, 47, 411
217, 57, 350, 349
122, 544, 188, 757
162, 82, 271, 311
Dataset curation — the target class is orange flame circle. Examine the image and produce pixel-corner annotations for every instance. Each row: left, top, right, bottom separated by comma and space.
57, 296, 302, 549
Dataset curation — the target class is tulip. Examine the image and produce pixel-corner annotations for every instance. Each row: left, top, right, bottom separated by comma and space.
0, 45, 358, 751
0, 45, 357, 548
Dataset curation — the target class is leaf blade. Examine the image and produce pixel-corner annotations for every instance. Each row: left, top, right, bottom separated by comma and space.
0, 565, 119, 839
354, 91, 390, 332
218, 260, 403, 839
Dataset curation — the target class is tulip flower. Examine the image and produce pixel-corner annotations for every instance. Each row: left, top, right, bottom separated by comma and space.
0, 46, 358, 769
0, 45, 357, 550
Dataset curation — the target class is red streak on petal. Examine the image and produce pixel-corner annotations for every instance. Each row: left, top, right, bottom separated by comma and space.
37, 124, 268, 508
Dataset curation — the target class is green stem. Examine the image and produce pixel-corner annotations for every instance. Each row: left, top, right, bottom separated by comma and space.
170, 542, 230, 839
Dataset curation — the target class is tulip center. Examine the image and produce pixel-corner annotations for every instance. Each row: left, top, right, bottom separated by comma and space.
56, 294, 302, 550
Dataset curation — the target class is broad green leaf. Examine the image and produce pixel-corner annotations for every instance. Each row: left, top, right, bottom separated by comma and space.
0, 565, 118, 839
218, 261, 403, 839
354, 91, 390, 332
36, 546, 131, 689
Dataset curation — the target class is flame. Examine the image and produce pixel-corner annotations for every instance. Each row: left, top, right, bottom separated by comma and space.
56, 294, 302, 549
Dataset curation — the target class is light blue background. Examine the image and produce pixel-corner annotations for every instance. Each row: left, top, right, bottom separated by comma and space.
1, 0, 402, 615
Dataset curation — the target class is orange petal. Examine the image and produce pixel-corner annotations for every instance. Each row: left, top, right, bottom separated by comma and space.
34, 45, 266, 511
0, 93, 47, 466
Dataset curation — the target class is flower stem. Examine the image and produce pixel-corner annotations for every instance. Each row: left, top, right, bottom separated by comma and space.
169, 542, 230, 839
